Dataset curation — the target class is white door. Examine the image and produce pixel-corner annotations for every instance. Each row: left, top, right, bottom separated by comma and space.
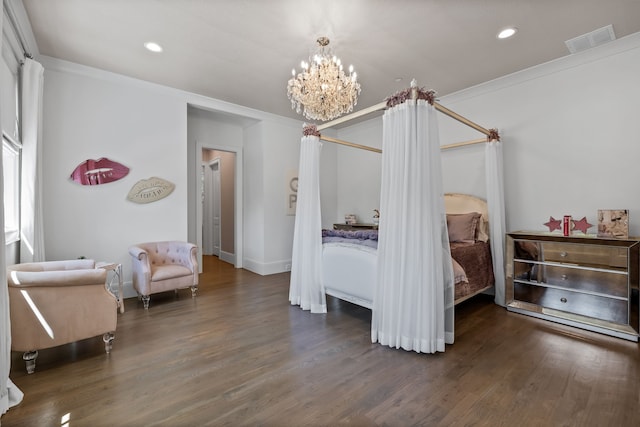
202, 159, 221, 256
201, 164, 211, 255
211, 160, 221, 256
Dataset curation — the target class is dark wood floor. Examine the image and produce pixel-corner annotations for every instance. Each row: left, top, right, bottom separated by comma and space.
3, 256, 639, 426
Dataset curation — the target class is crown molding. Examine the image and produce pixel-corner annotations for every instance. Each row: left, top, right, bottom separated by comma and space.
442, 31, 640, 105
39, 55, 304, 130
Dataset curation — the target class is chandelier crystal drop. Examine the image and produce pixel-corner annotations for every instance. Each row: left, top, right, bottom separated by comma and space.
287, 37, 361, 122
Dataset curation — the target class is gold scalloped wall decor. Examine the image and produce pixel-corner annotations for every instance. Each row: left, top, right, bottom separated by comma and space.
127, 177, 175, 204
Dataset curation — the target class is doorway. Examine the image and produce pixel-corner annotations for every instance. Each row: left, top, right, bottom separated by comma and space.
199, 148, 237, 268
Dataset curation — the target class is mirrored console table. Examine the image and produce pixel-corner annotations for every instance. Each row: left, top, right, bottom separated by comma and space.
506, 231, 639, 342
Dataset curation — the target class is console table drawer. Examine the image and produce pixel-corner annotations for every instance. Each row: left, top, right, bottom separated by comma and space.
514, 261, 629, 298
538, 241, 628, 268
513, 282, 629, 325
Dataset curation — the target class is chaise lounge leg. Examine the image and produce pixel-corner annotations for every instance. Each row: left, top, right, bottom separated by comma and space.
103, 332, 115, 354
191, 286, 197, 297
23, 350, 38, 374
141, 295, 150, 309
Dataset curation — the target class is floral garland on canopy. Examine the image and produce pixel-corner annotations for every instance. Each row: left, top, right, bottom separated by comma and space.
385, 86, 437, 108
302, 124, 321, 137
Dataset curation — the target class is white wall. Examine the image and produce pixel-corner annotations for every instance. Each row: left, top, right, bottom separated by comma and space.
334, 119, 383, 225
39, 56, 310, 298
262, 121, 301, 273
42, 63, 188, 294
440, 32, 640, 236
243, 119, 339, 274
336, 32, 640, 237
242, 121, 266, 272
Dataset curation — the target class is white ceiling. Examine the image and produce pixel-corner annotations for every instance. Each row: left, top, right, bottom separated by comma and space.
21, 0, 640, 123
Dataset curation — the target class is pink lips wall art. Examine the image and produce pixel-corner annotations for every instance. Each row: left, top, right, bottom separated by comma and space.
70, 158, 130, 185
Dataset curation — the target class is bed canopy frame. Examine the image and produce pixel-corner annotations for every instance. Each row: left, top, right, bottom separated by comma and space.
289, 79, 506, 354
313, 80, 500, 153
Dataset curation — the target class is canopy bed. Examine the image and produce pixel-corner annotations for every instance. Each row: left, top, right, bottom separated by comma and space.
289, 80, 505, 354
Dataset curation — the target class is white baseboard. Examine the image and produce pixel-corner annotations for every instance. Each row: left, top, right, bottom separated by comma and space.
242, 257, 291, 276
121, 281, 137, 299
219, 250, 236, 265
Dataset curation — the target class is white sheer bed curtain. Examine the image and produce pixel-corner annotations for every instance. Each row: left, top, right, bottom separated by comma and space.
485, 140, 506, 306
372, 100, 455, 353
289, 135, 327, 313
20, 58, 46, 263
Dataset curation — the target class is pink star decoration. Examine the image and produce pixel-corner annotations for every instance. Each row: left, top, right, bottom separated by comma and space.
572, 216, 593, 234
543, 216, 562, 232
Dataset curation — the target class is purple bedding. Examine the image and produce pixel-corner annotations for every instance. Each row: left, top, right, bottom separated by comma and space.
322, 229, 379, 249
450, 241, 494, 301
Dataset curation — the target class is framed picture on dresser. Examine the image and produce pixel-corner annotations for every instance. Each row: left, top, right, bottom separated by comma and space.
597, 209, 629, 239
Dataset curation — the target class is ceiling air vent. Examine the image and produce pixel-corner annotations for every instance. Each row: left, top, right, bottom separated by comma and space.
565, 24, 616, 54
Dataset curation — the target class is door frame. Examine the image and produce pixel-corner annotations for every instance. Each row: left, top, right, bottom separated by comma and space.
196, 142, 243, 271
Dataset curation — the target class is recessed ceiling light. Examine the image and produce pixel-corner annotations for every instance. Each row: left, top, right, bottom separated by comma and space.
497, 27, 518, 39
144, 41, 163, 53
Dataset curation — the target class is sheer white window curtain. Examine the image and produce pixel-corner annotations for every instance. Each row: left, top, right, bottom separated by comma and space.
20, 57, 45, 263
1, 62, 25, 420
1, 155, 24, 416
289, 135, 326, 313
0, 171, 23, 415
372, 100, 454, 354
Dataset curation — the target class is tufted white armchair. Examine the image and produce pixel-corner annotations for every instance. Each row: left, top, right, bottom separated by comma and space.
128, 241, 199, 309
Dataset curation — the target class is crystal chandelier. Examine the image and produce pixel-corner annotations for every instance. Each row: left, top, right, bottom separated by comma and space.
287, 37, 361, 122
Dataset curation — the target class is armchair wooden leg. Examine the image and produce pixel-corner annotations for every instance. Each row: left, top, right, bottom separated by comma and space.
191, 286, 197, 297
141, 295, 150, 309
103, 332, 115, 354
23, 350, 38, 374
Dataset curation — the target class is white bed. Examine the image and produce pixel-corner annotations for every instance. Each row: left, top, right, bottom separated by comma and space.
322, 193, 495, 309
323, 243, 377, 309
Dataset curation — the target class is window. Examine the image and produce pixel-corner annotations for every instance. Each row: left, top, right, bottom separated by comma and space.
2, 7, 23, 245
3, 134, 21, 243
